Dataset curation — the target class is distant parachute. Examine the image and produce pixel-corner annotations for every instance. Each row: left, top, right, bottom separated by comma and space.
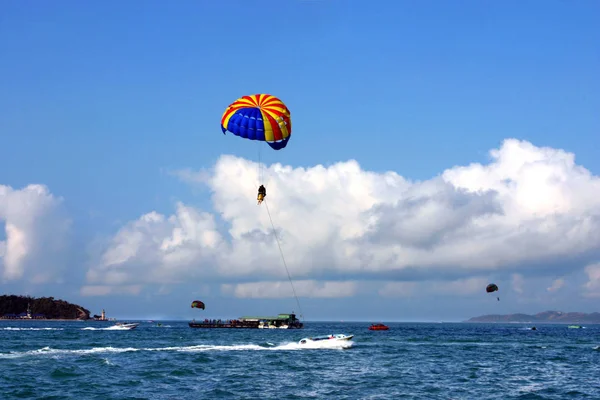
191, 300, 205, 310
486, 284, 498, 293
221, 94, 292, 151
486, 283, 499, 301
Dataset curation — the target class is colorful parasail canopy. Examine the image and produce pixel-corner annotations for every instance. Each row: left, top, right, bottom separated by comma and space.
191, 300, 205, 310
221, 94, 292, 150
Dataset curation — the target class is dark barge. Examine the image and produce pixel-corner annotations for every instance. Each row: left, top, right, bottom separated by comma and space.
189, 313, 303, 329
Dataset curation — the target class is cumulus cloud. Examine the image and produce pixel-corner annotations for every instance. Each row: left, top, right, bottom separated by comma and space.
379, 277, 488, 298
84, 204, 225, 287
512, 273, 525, 294
86, 139, 600, 297
220, 280, 357, 299
0, 184, 70, 284
547, 278, 565, 292
582, 263, 600, 298
378, 281, 418, 298
80, 284, 142, 297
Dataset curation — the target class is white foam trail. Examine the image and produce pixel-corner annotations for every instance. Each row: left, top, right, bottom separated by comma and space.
81, 326, 132, 331
0, 327, 64, 331
0, 346, 139, 359
0, 340, 354, 359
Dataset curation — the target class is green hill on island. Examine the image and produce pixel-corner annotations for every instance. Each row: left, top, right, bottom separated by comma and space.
0, 295, 91, 320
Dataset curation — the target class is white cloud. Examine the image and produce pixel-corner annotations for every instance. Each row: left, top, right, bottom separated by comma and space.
86, 139, 600, 296
220, 280, 357, 299
582, 263, 600, 298
379, 277, 488, 298
80, 284, 142, 297
85, 203, 225, 289
0, 184, 70, 284
512, 273, 525, 294
378, 281, 418, 298
431, 277, 489, 295
547, 278, 565, 292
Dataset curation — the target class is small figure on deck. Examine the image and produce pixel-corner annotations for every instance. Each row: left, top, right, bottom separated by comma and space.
257, 185, 266, 205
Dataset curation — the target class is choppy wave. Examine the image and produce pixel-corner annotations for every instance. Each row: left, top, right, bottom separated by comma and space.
0, 327, 63, 331
0, 340, 354, 359
81, 326, 134, 331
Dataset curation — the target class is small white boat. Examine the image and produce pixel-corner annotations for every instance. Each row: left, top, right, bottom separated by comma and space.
298, 333, 353, 345
112, 322, 139, 330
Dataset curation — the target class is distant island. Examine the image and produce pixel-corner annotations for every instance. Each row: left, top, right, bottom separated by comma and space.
0, 294, 91, 320
466, 310, 600, 324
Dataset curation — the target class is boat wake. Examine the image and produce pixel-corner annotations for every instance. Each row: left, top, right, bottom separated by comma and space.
0, 341, 354, 359
0, 327, 64, 331
81, 326, 134, 331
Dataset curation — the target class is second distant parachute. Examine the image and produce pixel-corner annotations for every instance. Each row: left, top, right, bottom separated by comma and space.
486, 283, 500, 301
191, 300, 205, 310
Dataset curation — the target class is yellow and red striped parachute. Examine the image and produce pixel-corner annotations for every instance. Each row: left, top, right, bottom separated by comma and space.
221, 94, 292, 150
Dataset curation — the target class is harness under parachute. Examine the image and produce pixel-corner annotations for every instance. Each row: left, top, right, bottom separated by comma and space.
258, 185, 266, 205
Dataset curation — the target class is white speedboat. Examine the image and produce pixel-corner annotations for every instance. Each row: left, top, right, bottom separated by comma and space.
298, 333, 353, 345
112, 322, 139, 330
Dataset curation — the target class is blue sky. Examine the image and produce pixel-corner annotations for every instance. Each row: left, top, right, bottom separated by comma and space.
1, 1, 599, 321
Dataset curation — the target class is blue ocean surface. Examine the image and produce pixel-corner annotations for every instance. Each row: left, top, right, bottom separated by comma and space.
0, 320, 598, 399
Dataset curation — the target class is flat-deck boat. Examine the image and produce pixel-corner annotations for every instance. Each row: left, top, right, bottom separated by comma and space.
189, 313, 303, 329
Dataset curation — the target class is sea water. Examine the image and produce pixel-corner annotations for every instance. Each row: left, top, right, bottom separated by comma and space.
0, 320, 598, 399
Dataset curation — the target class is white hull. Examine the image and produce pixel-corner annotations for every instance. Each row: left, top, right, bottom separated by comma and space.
112, 323, 139, 330
298, 333, 353, 345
